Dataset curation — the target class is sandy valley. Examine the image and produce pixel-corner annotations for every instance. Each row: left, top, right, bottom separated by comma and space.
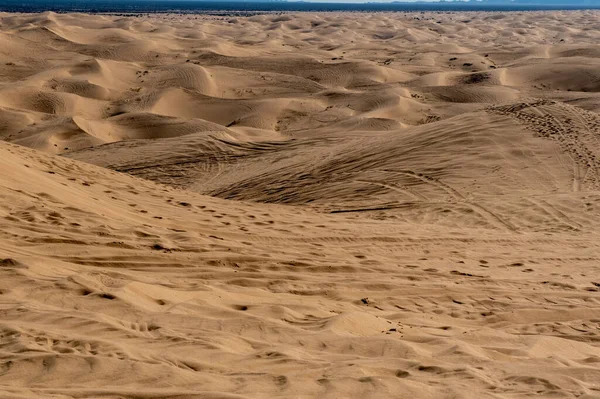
1, 10, 600, 398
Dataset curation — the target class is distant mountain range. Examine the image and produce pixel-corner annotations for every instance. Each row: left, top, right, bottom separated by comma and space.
1, 0, 600, 13
408, 0, 600, 4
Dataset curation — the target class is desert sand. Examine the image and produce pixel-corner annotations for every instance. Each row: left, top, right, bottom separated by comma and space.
1, 10, 600, 398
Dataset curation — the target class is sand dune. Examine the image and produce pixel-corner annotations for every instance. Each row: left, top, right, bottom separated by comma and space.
1, 10, 600, 399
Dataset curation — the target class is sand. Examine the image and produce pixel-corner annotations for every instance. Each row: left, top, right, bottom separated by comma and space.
1, 10, 600, 399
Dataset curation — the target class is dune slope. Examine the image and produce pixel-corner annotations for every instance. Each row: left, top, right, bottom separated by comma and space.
3, 131, 600, 399
0, 10, 600, 399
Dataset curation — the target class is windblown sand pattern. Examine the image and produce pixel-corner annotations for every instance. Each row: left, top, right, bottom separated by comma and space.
1, 10, 600, 399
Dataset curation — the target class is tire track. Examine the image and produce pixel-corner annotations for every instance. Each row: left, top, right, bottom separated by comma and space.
377, 169, 516, 231
486, 99, 600, 191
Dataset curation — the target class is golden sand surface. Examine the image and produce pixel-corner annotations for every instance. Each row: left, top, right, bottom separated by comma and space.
1, 10, 600, 398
